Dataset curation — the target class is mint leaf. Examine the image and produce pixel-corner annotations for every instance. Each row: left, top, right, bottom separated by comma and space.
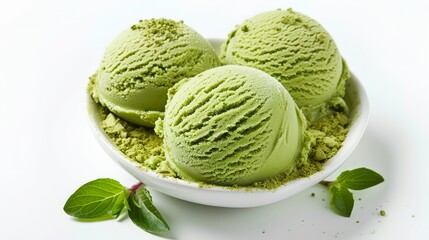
320, 168, 384, 217
329, 185, 354, 217
64, 178, 127, 219
128, 186, 170, 234
337, 168, 384, 190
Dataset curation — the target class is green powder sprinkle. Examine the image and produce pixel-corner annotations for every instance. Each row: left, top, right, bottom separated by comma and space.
308, 112, 350, 161
97, 106, 175, 177
128, 18, 183, 43
380, 210, 386, 216
241, 25, 249, 32
281, 11, 302, 25
316, 33, 326, 43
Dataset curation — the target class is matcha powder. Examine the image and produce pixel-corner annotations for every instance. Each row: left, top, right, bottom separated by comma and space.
253, 112, 351, 190
309, 112, 350, 162
98, 107, 176, 177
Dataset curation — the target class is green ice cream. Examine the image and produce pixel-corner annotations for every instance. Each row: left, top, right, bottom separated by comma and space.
92, 18, 221, 127
159, 65, 309, 186
220, 9, 350, 121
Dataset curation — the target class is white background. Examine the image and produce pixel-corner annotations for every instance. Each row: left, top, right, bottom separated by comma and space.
1, 0, 428, 239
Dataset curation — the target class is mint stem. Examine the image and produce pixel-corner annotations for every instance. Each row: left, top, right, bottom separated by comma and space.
130, 182, 144, 192
319, 180, 334, 187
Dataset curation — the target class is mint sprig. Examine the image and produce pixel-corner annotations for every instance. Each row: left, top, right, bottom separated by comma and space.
329, 185, 354, 217
63, 178, 128, 219
320, 168, 384, 217
128, 187, 170, 233
336, 168, 385, 190
64, 179, 169, 234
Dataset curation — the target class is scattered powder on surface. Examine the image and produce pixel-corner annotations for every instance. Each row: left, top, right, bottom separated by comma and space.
238, 111, 350, 190
98, 106, 176, 177
131, 18, 182, 37
97, 101, 350, 190
308, 112, 350, 161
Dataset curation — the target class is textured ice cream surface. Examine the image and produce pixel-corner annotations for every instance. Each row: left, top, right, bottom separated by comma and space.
91, 18, 221, 127
160, 65, 309, 186
220, 9, 350, 121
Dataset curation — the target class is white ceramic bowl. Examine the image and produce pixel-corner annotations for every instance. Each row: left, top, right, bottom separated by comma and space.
87, 39, 369, 208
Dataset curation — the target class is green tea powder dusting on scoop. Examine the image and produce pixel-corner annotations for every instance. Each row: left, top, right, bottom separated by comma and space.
97, 106, 176, 177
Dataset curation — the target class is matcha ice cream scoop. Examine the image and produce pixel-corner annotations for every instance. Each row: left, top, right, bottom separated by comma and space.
160, 65, 309, 186
91, 18, 221, 127
220, 9, 350, 121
